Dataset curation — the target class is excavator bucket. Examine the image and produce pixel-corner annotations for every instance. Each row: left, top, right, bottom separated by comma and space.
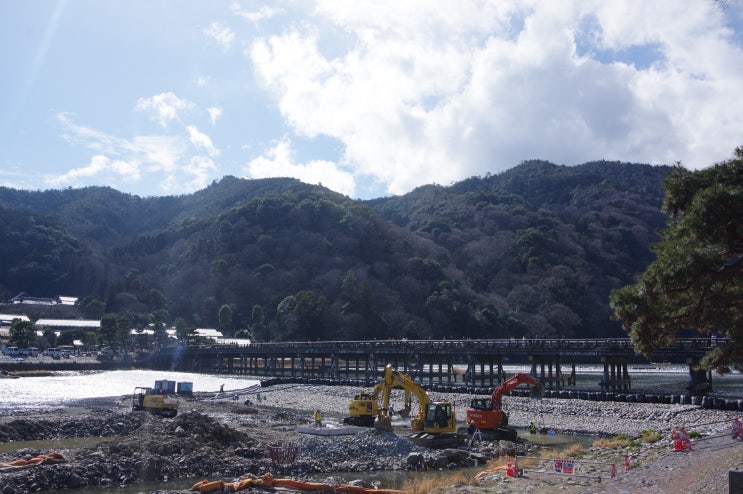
374, 416, 393, 432
530, 383, 544, 400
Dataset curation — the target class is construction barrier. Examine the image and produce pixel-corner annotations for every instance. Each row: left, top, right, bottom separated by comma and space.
476, 455, 615, 482
266, 442, 299, 466
0, 452, 66, 471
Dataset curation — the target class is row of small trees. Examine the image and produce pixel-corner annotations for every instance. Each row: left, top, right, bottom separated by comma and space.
5, 314, 204, 354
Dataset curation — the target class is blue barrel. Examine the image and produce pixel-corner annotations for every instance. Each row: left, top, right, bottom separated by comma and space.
177, 382, 193, 395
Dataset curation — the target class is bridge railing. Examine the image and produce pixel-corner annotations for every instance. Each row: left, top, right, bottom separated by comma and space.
176, 337, 726, 354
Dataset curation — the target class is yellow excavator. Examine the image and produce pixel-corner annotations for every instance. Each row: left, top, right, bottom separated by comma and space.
343, 389, 382, 427
372, 364, 462, 448
132, 387, 179, 418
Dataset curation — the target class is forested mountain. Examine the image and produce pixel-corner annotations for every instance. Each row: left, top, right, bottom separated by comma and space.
0, 160, 672, 341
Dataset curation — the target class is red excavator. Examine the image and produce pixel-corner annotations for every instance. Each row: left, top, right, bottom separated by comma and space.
465, 373, 543, 441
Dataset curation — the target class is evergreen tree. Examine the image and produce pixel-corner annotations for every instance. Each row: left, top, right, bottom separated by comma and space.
610, 148, 743, 372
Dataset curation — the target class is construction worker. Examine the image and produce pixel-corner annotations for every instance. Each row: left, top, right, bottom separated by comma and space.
733, 417, 742, 440
529, 422, 537, 434
314, 409, 323, 428
467, 420, 476, 438
467, 420, 482, 445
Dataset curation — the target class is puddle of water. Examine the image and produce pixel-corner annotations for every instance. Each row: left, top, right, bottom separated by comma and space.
517, 429, 598, 450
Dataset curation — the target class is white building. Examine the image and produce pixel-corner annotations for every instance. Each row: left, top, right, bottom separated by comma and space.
35, 319, 100, 331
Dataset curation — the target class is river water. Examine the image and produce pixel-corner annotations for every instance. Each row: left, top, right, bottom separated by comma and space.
3, 365, 742, 414
498, 363, 743, 398
2, 366, 742, 493
0, 369, 259, 414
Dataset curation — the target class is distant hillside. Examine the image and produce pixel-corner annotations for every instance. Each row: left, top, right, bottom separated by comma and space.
0, 161, 672, 341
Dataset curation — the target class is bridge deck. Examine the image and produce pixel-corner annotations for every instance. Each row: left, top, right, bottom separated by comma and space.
152, 338, 725, 395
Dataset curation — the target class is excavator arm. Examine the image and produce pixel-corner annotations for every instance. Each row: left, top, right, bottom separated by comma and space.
490, 373, 541, 411
465, 372, 542, 441
384, 365, 430, 419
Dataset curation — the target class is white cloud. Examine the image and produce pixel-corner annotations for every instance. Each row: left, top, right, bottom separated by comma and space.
47, 154, 111, 185
109, 158, 141, 179
135, 92, 195, 128
186, 125, 219, 157
207, 107, 222, 126
48, 113, 217, 194
204, 21, 235, 51
248, 0, 743, 196
232, 3, 284, 24
132, 135, 184, 173
244, 136, 356, 197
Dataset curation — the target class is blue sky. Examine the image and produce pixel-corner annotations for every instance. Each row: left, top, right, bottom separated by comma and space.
2, 1, 743, 200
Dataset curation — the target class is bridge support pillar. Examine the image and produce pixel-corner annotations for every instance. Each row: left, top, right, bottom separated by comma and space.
687, 358, 712, 395
328, 356, 339, 380
529, 355, 564, 389
366, 356, 378, 384
464, 356, 505, 388
599, 356, 631, 392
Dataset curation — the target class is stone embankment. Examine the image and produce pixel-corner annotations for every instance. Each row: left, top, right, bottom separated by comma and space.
262, 375, 743, 412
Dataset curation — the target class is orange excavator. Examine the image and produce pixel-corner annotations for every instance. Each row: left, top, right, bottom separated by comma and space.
465, 373, 543, 441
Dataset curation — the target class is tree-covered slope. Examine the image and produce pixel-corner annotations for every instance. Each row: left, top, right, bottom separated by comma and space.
0, 161, 672, 341
367, 160, 671, 338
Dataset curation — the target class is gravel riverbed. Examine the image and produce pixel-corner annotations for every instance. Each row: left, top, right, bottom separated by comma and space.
0, 382, 741, 493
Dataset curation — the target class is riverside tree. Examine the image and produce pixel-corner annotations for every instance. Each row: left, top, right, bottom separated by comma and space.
9, 319, 37, 349
610, 147, 743, 372
98, 313, 131, 353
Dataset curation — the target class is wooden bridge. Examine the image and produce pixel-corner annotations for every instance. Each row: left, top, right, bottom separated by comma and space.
151, 337, 724, 395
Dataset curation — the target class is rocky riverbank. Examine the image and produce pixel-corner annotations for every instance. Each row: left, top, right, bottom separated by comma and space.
0, 382, 741, 493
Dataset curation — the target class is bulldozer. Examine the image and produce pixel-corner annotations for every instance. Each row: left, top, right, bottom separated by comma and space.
372, 364, 462, 448
464, 372, 543, 441
132, 386, 179, 418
